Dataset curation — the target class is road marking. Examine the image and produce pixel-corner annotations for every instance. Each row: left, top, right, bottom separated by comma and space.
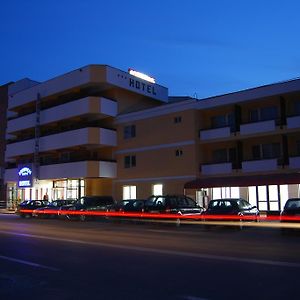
0, 254, 59, 271
0, 230, 299, 269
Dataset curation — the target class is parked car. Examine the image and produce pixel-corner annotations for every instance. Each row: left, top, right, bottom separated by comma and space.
280, 198, 300, 234
112, 199, 147, 213
203, 198, 260, 227
32, 199, 76, 218
16, 200, 49, 218
60, 195, 116, 221
144, 195, 204, 218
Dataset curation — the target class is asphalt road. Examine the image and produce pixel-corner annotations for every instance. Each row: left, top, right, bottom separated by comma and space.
0, 214, 299, 300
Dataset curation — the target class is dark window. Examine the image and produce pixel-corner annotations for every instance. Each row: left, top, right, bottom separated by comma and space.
249, 106, 278, 122
211, 115, 227, 128
124, 125, 136, 139
124, 155, 136, 168
262, 143, 280, 159
174, 116, 182, 123
252, 143, 281, 160
295, 102, 300, 115
260, 106, 278, 121
249, 109, 259, 122
228, 148, 237, 162
213, 149, 228, 163
297, 141, 300, 155
175, 149, 183, 157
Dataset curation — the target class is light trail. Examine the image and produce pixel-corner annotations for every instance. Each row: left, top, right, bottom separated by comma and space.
17, 209, 300, 229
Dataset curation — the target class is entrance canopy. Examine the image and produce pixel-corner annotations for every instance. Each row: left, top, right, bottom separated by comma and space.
184, 173, 300, 189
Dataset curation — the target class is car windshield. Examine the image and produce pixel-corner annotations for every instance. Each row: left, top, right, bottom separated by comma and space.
284, 199, 300, 210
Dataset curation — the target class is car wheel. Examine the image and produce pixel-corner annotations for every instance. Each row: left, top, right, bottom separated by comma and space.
20, 213, 25, 218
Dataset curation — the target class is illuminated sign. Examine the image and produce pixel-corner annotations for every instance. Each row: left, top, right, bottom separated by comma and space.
129, 78, 156, 96
128, 68, 155, 83
18, 165, 33, 188
18, 167, 32, 176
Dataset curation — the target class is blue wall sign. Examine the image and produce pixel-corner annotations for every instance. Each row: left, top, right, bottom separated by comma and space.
18, 165, 33, 188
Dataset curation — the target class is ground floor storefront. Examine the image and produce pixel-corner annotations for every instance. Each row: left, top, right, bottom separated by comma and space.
5, 177, 113, 210
184, 173, 300, 212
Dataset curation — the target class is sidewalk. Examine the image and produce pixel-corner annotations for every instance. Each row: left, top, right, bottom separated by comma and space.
0, 208, 16, 214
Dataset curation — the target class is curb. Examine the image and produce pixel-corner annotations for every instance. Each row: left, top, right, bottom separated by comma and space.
0, 210, 16, 215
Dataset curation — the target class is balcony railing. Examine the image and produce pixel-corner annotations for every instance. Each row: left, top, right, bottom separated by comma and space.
201, 162, 233, 175
289, 156, 300, 169
200, 126, 231, 141
287, 115, 300, 129
242, 158, 278, 173
240, 120, 277, 136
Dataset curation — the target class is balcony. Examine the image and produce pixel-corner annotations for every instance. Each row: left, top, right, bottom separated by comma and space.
242, 158, 278, 173
4, 160, 117, 182
7, 97, 117, 134
289, 156, 300, 169
287, 115, 300, 129
201, 162, 233, 175
200, 127, 231, 141
5, 127, 117, 159
240, 120, 276, 136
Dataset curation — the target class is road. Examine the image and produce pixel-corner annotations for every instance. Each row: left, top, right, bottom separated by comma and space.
0, 214, 299, 300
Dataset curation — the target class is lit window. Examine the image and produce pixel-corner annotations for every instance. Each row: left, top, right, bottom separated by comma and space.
152, 184, 163, 196
123, 185, 136, 200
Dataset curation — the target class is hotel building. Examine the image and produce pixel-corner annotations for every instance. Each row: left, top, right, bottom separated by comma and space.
4, 65, 167, 209
3, 65, 300, 212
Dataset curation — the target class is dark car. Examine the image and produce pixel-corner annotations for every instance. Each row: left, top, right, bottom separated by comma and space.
32, 199, 76, 218
16, 200, 49, 218
60, 195, 116, 221
144, 195, 204, 218
204, 198, 260, 226
112, 199, 147, 213
280, 198, 300, 234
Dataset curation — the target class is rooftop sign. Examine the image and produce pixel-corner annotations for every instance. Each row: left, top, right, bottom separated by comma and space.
128, 68, 155, 83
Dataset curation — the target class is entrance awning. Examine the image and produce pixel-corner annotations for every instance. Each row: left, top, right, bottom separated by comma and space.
184, 173, 300, 189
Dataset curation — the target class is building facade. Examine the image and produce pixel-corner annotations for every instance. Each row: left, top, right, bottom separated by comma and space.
115, 79, 300, 211
4, 65, 167, 209
3, 65, 300, 212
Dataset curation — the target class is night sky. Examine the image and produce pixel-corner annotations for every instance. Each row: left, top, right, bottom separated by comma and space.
1, 0, 300, 98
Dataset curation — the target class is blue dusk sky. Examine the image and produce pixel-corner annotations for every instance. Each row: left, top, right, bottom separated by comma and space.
1, 0, 300, 98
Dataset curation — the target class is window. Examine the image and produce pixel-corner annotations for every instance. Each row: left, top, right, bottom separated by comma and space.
249, 106, 278, 122
60, 152, 70, 162
152, 184, 163, 196
296, 140, 300, 155
123, 185, 136, 200
252, 143, 281, 159
249, 109, 259, 122
213, 149, 228, 163
260, 106, 277, 121
175, 149, 183, 157
211, 115, 227, 128
262, 143, 280, 159
174, 116, 182, 123
123, 125, 136, 139
295, 102, 300, 115
124, 155, 136, 168
252, 145, 261, 159
211, 113, 235, 131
